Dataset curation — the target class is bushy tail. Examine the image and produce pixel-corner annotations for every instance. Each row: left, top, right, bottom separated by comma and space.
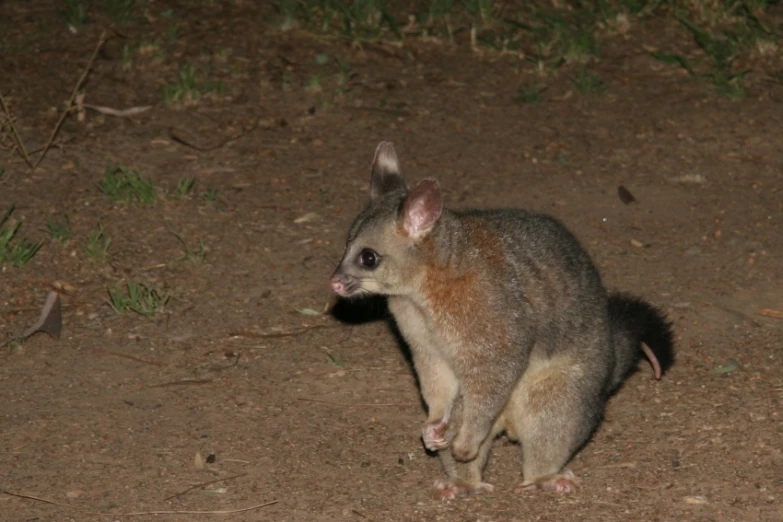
608, 293, 674, 391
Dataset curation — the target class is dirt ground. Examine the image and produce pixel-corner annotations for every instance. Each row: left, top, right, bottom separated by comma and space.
1, 2, 782, 521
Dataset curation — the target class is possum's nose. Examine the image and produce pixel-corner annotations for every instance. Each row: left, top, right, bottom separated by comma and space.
330, 277, 345, 295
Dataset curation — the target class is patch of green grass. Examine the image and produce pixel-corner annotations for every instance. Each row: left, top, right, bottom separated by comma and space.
516, 84, 545, 104
62, 0, 89, 27
100, 167, 158, 204
273, 0, 774, 98
571, 66, 606, 95
0, 206, 42, 268
678, 17, 749, 99
119, 40, 163, 69
104, 0, 136, 23
108, 281, 169, 316
325, 350, 346, 368
84, 222, 112, 263
119, 43, 135, 68
307, 74, 323, 92
278, 0, 300, 31
555, 153, 581, 168
204, 185, 218, 203
175, 177, 196, 197
46, 215, 71, 242
709, 69, 748, 99
651, 51, 695, 75
162, 64, 199, 105
652, 17, 751, 99
337, 59, 354, 86
461, 0, 493, 27
171, 232, 206, 263
164, 22, 180, 43
281, 69, 293, 90
162, 63, 224, 106
276, 0, 400, 39
500, 3, 602, 66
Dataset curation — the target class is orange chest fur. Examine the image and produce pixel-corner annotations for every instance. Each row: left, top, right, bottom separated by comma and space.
417, 219, 510, 351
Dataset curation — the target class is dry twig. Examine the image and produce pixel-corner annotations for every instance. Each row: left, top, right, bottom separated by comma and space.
163, 472, 248, 501
33, 30, 108, 171
0, 93, 32, 168
169, 118, 260, 151
90, 347, 175, 368
298, 397, 417, 407
2, 489, 277, 516
149, 379, 213, 388
760, 308, 783, 319
229, 324, 338, 339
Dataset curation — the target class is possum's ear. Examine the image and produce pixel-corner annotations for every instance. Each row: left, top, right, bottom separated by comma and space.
402, 178, 442, 239
370, 141, 406, 200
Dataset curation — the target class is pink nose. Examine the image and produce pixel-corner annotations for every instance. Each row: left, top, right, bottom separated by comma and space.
330, 278, 344, 295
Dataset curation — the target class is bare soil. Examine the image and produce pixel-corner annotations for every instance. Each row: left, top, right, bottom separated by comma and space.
1, 2, 782, 521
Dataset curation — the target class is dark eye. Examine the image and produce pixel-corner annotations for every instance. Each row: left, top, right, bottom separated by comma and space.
358, 248, 379, 269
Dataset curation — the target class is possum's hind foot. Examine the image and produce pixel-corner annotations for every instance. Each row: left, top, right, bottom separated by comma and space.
517, 470, 579, 494
431, 479, 494, 500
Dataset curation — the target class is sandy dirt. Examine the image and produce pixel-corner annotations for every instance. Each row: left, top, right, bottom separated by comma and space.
1, 2, 782, 521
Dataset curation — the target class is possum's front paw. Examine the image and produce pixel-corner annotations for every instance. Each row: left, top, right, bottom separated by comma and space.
431, 479, 494, 501
422, 419, 449, 451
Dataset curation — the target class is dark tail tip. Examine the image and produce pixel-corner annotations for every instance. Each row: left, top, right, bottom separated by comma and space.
609, 293, 675, 375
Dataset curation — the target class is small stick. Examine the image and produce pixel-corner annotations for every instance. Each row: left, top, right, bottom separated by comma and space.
90, 347, 174, 368
344, 106, 413, 118
0, 93, 32, 168
298, 397, 417, 407
149, 379, 213, 388
0, 336, 24, 349
598, 461, 637, 469
164, 472, 248, 501
2, 490, 277, 516
168, 118, 260, 152
228, 324, 339, 339
760, 308, 783, 319
33, 30, 108, 171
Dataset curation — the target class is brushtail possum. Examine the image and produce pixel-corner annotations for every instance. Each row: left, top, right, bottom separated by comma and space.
330, 142, 673, 499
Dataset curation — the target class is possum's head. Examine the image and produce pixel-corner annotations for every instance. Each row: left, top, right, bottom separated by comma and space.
330, 142, 443, 298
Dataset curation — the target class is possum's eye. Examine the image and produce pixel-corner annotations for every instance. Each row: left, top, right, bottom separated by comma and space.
358, 248, 379, 269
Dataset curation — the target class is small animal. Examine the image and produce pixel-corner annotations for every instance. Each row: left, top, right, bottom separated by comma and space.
330, 142, 673, 499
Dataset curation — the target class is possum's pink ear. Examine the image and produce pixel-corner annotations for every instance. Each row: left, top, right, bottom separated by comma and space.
370, 141, 407, 200
402, 178, 442, 239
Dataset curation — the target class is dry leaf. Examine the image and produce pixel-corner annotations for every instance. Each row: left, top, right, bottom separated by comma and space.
293, 212, 319, 224
22, 291, 62, 339
65, 489, 84, 499
710, 360, 740, 375
759, 308, 783, 319
668, 174, 706, 185
617, 185, 636, 204
194, 449, 205, 470
51, 280, 76, 294
84, 104, 153, 117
